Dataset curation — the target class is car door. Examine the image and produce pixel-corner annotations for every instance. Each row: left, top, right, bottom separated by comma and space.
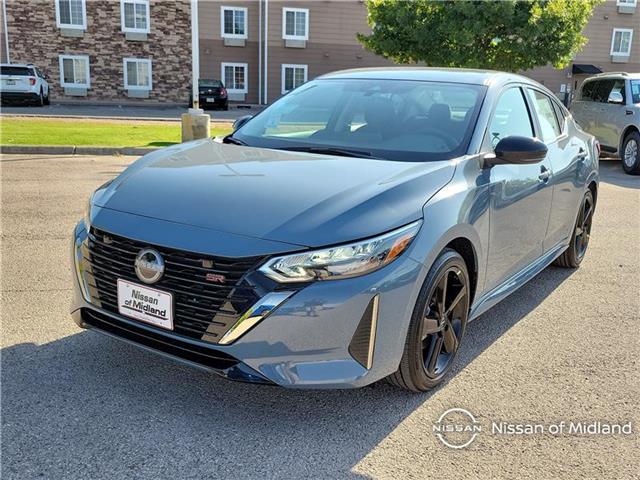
526, 88, 584, 252
588, 79, 617, 148
598, 79, 627, 148
571, 80, 595, 131
483, 86, 554, 293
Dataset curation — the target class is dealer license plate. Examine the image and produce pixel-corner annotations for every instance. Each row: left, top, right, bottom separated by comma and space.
117, 279, 173, 330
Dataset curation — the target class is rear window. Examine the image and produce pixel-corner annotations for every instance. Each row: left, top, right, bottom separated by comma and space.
1, 66, 33, 76
199, 80, 222, 87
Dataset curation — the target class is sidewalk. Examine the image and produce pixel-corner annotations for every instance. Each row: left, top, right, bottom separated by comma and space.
0, 103, 263, 122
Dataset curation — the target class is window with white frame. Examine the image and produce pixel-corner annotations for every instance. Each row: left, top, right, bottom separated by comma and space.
220, 6, 247, 39
222, 63, 248, 93
282, 8, 308, 40
55, 0, 86, 29
611, 28, 633, 56
282, 64, 307, 94
121, 0, 150, 33
124, 58, 152, 90
59, 55, 90, 87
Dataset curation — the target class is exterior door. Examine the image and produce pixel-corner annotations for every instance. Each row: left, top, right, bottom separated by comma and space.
484, 87, 554, 293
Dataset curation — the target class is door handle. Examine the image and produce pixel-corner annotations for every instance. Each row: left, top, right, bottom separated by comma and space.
538, 166, 551, 182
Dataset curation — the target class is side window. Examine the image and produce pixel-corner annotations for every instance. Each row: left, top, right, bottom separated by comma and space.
593, 80, 615, 103
552, 100, 566, 134
527, 89, 561, 143
581, 81, 595, 101
488, 88, 534, 148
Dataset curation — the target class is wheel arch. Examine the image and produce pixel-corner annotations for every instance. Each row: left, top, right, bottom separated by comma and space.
444, 237, 478, 306
619, 124, 639, 154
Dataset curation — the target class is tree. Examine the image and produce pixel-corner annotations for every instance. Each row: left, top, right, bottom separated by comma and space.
358, 0, 602, 72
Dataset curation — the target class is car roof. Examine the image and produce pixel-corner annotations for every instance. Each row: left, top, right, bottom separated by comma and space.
584, 72, 640, 81
1, 63, 36, 69
317, 67, 541, 87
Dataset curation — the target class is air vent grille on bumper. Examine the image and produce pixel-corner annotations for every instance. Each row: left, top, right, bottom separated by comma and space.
81, 228, 266, 344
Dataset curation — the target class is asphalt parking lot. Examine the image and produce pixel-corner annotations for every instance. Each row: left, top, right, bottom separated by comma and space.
1, 154, 639, 479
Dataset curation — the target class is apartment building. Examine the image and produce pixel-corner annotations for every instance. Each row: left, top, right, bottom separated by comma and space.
2, 0, 192, 104
1, 0, 637, 107
525, 0, 639, 103
198, 0, 391, 105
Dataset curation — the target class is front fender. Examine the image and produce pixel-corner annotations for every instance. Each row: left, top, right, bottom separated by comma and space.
408, 156, 490, 303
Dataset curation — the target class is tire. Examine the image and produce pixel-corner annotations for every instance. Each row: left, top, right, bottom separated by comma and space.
44, 91, 50, 105
388, 248, 470, 392
554, 190, 594, 268
621, 131, 640, 175
223, 103, 229, 111
36, 89, 44, 107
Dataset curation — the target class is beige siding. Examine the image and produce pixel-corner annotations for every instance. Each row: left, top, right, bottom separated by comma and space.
200, 0, 393, 104
199, 1, 262, 103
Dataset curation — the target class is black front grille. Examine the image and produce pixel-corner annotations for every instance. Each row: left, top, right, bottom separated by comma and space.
81, 228, 265, 343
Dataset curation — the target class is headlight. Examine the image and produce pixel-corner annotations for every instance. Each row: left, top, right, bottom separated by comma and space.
259, 220, 422, 283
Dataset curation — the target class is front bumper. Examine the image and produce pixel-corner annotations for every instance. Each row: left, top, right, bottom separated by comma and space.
71, 214, 426, 389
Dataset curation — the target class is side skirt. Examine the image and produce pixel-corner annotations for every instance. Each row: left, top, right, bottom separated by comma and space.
468, 240, 568, 321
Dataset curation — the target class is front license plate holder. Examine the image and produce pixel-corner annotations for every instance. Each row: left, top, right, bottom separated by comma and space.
117, 279, 173, 330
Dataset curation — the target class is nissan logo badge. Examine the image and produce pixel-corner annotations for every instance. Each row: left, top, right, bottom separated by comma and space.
134, 248, 165, 284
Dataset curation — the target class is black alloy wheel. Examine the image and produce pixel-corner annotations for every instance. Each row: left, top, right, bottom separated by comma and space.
388, 249, 470, 392
554, 189, 595, 268
574, 192, 594, 261
421, 266, 468, 379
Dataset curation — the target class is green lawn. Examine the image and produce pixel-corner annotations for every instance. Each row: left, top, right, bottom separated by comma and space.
0, 117, 233, 147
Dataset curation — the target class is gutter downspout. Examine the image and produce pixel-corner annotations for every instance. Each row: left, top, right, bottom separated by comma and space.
258, 0, 262, 105
264, 0, 268, 104
2, 0, 9, 63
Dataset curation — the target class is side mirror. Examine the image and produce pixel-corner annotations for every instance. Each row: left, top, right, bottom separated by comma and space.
607, 91, 624, 104
486, 136, 548, 166
233, 115, 253, 131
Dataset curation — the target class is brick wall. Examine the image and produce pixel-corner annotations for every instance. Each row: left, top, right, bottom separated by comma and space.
5, 0, 192, 105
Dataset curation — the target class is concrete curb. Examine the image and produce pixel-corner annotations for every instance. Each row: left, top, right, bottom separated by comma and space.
0, 113, 236, 123
1, 145, 158, 156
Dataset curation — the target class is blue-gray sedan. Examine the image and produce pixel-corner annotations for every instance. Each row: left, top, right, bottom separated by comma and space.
71, 68, 598, 391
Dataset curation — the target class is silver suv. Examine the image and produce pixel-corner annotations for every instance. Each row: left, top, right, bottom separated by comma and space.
572, 72, 640, 175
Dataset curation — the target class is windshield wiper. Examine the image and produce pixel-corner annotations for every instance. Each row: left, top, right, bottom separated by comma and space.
280, 146, 383, 160
223, 135, 247, 146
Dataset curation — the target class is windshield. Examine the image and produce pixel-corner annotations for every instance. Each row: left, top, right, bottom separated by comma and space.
233, 79, 486, 161
631, 80, 640, 104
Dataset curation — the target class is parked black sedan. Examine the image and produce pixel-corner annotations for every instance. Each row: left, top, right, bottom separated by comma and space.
193, 79, 228, 110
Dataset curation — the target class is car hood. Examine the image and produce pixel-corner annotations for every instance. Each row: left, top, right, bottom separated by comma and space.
94, 139, 456, 248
